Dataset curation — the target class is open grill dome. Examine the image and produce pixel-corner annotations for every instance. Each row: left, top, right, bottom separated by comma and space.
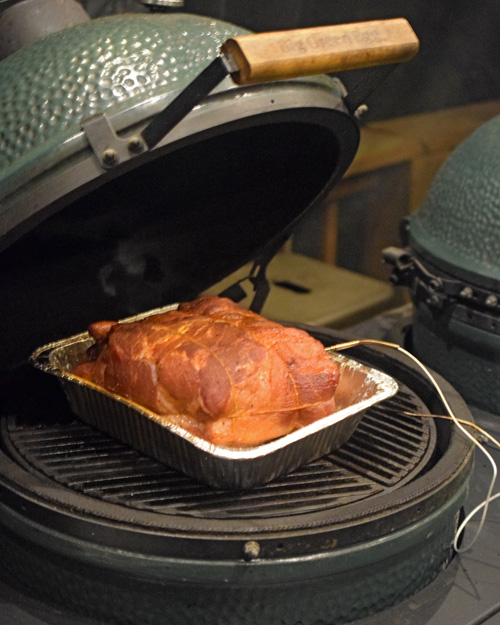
0, 11, 358, 252
0, 12, 359, 371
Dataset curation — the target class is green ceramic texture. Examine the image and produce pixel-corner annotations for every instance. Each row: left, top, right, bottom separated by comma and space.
0, 489, 464, 625
410, 113, 500, 281
0, 13, 248, 179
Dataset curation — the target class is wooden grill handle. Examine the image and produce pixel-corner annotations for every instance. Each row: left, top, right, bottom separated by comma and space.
221, 18, 419, 86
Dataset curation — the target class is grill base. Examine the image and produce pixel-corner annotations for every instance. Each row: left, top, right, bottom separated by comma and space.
0, 483, 465, 625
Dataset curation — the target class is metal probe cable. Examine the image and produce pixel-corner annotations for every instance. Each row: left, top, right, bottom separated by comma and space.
329, 338, 499, 553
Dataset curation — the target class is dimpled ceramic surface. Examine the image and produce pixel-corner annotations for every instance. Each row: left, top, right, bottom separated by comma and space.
0, 13, 247, 179
0, 485, 465, 625
410, 114, 500, 282
409, 114, 500, 414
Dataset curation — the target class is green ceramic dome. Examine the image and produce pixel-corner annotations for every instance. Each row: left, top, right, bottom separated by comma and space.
0, 11, 358, 367
410, 113, 500, 284
0, 11, 352, 252
0, 13, 247, 192
407, 114, 500, 414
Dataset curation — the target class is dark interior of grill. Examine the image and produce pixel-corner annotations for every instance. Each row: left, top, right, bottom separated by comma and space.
0, 119, 343, 372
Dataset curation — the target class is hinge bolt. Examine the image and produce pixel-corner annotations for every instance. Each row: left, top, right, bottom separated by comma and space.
354, 104, 369, 118
102, 148, 118, 166
243, 540, 260, 561
127, 136, 144, 154
485, 295, 498, 308
460, 286, 474, 299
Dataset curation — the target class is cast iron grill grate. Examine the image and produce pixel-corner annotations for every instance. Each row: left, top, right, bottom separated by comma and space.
4, 384, 435, 519
328, 391, 433, 487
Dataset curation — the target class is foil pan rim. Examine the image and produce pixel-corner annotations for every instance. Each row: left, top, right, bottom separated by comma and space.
31, 324, 398, 462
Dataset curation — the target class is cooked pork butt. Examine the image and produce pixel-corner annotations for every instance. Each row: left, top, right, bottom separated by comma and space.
74, 296, 340, 447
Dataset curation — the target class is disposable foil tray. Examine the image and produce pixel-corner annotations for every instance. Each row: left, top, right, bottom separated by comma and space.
32, 307, 398, 490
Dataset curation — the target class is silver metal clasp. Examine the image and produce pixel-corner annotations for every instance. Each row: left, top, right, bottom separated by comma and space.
81, 113, 147, 170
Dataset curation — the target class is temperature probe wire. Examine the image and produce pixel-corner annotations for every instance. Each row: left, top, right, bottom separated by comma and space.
329, 339, 498, 553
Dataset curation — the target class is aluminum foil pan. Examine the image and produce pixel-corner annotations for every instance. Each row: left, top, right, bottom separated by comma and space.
31, 307, 398, 489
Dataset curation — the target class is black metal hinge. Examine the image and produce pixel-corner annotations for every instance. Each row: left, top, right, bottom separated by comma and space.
383, 246, 500, 335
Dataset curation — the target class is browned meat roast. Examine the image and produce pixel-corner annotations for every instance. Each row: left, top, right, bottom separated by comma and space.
74, 296, 340, 447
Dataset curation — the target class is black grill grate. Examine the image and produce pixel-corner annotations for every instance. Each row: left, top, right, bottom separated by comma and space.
4, 385, 435, 520
328, 390, 433, 487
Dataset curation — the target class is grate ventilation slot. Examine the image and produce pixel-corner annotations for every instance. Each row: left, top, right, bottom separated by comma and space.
328, 392, 431, 486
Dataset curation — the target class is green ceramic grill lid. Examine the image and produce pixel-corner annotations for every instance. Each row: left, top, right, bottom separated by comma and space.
0, 12, 359, 254
0, 12, 367, 369
410, 114, 500, 289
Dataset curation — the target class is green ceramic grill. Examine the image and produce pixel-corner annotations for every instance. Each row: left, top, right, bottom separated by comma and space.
385, 114, 500, 414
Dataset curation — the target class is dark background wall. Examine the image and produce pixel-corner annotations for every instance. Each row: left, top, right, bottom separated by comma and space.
80, 0, 500, 122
